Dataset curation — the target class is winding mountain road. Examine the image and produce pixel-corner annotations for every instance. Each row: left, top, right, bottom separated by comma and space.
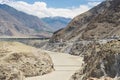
26, 50, 83, 80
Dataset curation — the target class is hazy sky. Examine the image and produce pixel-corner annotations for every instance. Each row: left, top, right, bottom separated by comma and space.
0, 0, 103, 18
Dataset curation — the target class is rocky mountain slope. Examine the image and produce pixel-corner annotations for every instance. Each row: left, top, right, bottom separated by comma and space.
42, 17, 71, 31
0, 4, 53, 38
50, 0, 120, 42
0, 42, 54, 80
70, 40, 120, 80
42, 0, 120, 80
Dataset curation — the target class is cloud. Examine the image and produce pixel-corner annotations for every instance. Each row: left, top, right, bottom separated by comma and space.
87, 0, 103, 6
88, 2, 101, 7
0, 0, 101, 18
0, 0, 10, 4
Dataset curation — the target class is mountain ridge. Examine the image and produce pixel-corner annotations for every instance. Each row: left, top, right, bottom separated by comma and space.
50, 0, 120, 42
0, 4, 53, 38
41, 17, 71, 31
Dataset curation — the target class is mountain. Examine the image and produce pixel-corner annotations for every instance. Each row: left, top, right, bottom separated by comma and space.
43, 1, 120, 79
42, 17, 71, 31
0, 4, 53, 38
43, 0, 120, 80
50, 0, 120, 42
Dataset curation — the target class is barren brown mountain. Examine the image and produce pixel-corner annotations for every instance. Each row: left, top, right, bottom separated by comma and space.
0, 4, 53, 38
50, 0, 120, 42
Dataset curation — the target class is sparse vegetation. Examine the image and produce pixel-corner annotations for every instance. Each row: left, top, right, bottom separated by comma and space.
0, 41, 54, 80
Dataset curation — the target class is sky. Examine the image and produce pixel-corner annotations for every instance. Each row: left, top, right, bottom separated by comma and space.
14, 0, 103, 8
0, 0, 103, 18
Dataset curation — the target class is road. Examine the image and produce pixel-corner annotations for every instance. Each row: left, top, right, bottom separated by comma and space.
26, 50, 83, 80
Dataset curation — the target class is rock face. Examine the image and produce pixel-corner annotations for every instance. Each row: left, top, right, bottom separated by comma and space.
50, 0, 120, 42
68, 0, 120, 79
70, 40, 120, 80
0, 42, 54, 80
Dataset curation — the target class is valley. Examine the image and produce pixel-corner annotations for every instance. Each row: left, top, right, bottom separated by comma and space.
0, 0, 120, 80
